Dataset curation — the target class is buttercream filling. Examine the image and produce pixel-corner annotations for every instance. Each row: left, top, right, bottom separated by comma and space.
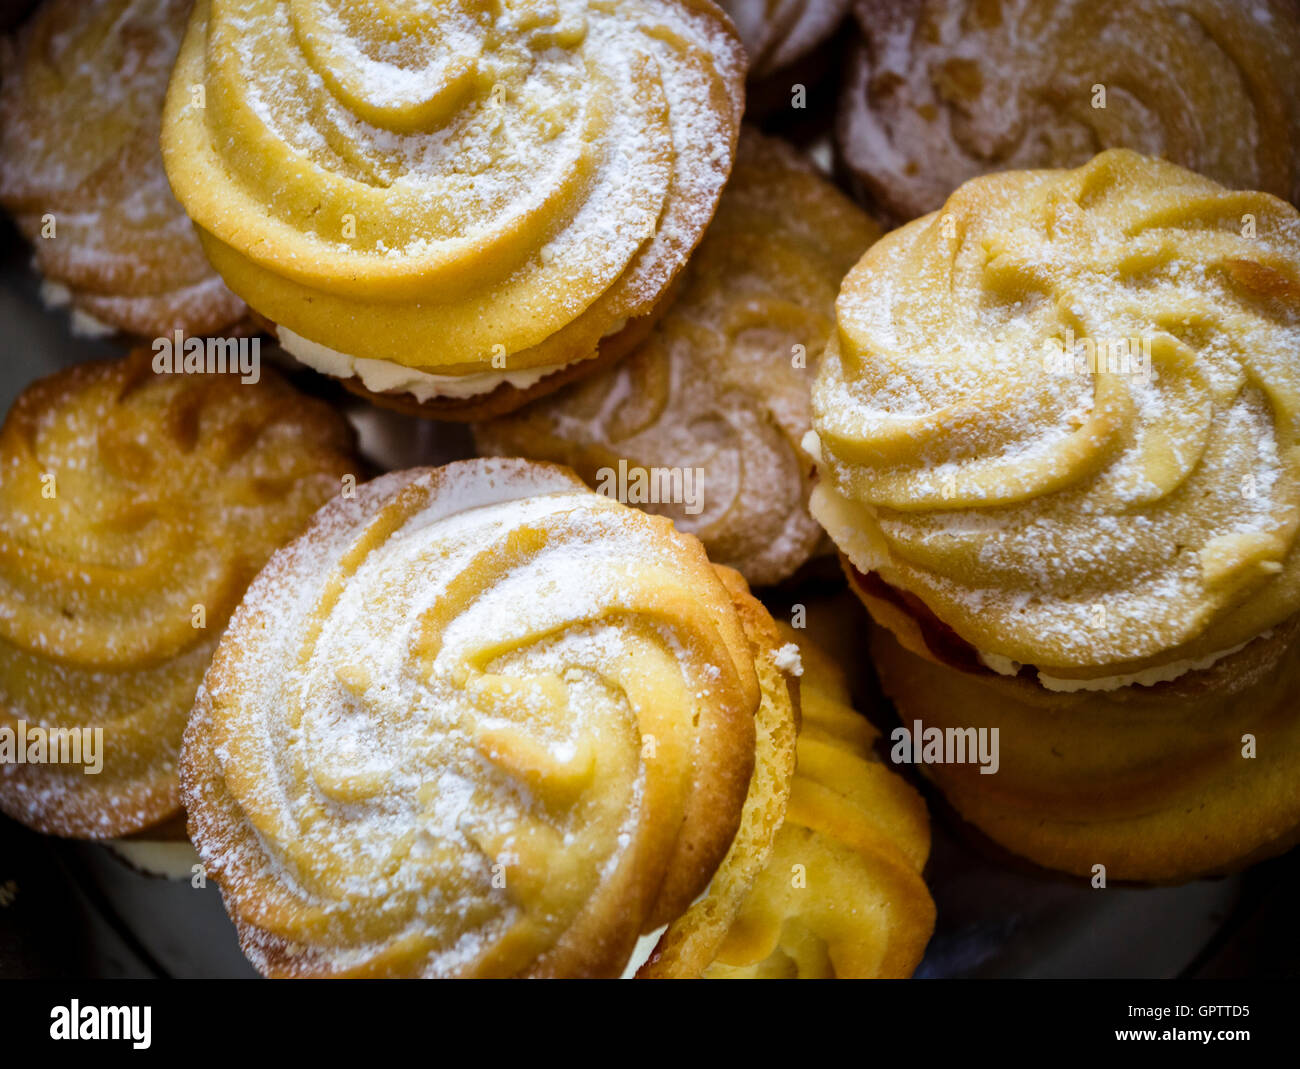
978, 640, 1259, 693
105, 839, 202, 879
619, 924, 670, 978
617, 883, 711, 978
278, 326, 620, 401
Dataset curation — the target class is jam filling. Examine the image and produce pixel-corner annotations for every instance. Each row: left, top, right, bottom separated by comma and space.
847, 563, 992, 676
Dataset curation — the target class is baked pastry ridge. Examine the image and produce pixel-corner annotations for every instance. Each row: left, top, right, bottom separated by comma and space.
476, 129, 881, 585
639, 623, 934, 977
0, 350, 357, 837
870, 616, 1300, 881
160, 0, 746, 415
181, 458, 804, 977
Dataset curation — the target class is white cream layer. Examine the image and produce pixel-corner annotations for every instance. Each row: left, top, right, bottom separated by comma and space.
617, 879, 716, 978
105, 839, 202, 879
620, 924, 670, 978
978, 639, 1259, 693
278, 328, 572, 401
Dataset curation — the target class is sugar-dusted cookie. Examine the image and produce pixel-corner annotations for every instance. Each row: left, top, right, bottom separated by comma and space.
161, 0, 746, 417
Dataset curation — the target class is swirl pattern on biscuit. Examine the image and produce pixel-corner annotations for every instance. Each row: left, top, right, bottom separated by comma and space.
0, 352, 357, 836
0, 0, 246, 337
181, 458, 800, 977
161, 0, 745, 385
477, 131, 880, 585
811, 150, 1300, 682
838, 0, 1300, 222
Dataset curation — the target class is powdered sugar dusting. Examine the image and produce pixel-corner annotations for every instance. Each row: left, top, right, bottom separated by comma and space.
165, 0, 745, 369
185, 458, 758, 976
0, 0, 246, 336
813, 150, 1300, 671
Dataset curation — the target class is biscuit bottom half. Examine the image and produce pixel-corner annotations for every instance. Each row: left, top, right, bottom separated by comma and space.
861, 567, 1300, 882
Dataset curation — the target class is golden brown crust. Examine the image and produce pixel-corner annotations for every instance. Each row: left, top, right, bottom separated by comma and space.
641, 622, 935, 978
637, 568, 801, 974
0, 349, 358, 837
871, 615, 1300, 882
0, 0, 246, 337
181, 458, 794, 977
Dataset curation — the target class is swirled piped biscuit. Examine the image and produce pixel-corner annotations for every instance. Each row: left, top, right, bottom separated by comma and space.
813, 149, 1300, 685
182, 458, 802, 978
838, 0, 1300, 223
811, 149, 1300, 879
477, 131, 880, 585
160, 0, 746, 418
639, 624, 934, 978
0, 351, 358, 837
0, 0, 246, 338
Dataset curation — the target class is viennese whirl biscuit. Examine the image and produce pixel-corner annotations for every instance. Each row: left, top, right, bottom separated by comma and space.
810, 149, 1300, 879
161, 0, 746, 418
181, 459, 802, 977
0, 351, 357, 837
0, 0, 246, 337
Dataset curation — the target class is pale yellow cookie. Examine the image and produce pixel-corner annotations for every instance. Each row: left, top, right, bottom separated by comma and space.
182, 458, 801, 977
161, 0, 746, 416
813, 149, 1300, 683
811, 149, 1300, 880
